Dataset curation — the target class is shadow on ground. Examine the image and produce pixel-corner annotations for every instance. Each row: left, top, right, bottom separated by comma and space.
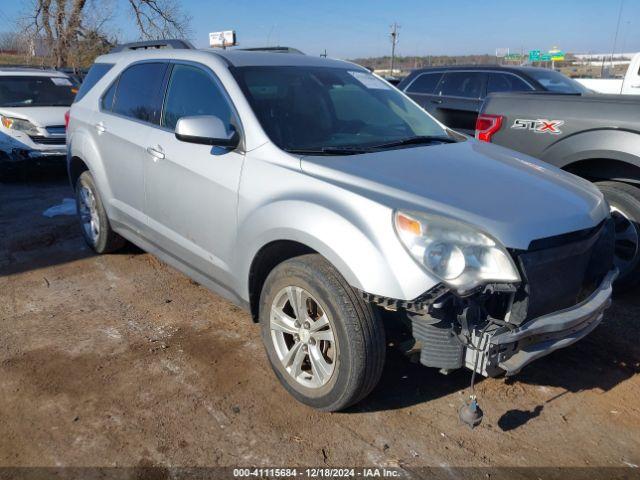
1, 168, 143, 276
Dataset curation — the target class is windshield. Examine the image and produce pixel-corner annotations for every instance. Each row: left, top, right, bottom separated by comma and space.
527, 69, 588, 94
0, 76, 77, 107
232, 66, 448, 153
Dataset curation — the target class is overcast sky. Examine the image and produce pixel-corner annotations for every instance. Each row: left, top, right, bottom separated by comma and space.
1, 0, 638, 59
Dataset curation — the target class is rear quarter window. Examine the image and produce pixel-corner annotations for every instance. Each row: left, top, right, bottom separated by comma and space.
101, 81, 117, 111
405, 72, 443, 95
74, 63, 113, 102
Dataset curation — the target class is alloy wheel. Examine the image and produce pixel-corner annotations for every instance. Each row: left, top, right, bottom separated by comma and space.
78, 185, 100, 245
270, 286, 336, 388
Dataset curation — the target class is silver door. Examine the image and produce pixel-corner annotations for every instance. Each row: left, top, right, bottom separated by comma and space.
93, 61, 168, 233
144, 63, 244, 287
91, 111, 152, 233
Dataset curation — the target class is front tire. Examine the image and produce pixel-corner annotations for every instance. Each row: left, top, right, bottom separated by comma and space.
75, 171, 125, 254
596, 181, 640, 291
259, 254, 385, 411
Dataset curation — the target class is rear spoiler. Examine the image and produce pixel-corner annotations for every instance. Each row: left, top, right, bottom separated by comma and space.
110, 39, 195, 53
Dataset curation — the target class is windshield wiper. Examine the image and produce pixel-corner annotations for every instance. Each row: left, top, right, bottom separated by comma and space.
368, 135, 456, 150
285, 146, 375, 156
283, 136, 456, 156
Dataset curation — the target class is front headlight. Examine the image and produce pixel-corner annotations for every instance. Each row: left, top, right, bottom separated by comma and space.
0, 115, 40, 136
394, 210, 520, 294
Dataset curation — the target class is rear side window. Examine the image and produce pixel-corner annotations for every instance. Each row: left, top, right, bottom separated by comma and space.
74, 63, 113, 102
161, 64, 234, 130
486, 72, 533, 95
112, 62, 167, 124
101, 81, 117, 111
437, 72, 484, 99
405, 72, 442, 94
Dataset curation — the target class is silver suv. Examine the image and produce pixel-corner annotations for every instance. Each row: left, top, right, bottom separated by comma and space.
67, 41, 617, 413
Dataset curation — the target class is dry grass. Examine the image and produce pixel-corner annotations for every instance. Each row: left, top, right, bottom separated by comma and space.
0, 52, 47, 67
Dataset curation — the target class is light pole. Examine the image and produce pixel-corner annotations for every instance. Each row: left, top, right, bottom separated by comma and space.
389, 23, 400, 76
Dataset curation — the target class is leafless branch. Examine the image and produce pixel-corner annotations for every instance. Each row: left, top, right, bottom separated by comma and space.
128, 0, 191, 39
21, 0, 190, 67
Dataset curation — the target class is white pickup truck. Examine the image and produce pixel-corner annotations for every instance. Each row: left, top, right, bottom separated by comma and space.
576, 53, 640, 94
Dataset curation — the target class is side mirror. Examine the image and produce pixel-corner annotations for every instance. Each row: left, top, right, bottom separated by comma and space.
175, 115, 239, 148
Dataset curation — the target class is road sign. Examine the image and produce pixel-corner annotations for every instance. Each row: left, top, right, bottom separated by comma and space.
209, 30, 237, 48
496, 47, 509, 58
549, 47, 565, 61
540, 53, 552, 61
505, 53, 522, 61
529, 50, 541, 61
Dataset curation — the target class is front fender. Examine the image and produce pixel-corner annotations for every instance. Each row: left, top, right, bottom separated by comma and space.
541, 128, 640, 169
233, 200, 438, 303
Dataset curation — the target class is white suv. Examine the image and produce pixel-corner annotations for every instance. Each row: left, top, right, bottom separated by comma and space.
0, 67, 76, 177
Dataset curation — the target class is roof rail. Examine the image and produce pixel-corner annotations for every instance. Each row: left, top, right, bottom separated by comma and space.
110, 39, 195, 53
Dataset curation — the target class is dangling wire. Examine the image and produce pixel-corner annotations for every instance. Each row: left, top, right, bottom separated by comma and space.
469, 320, 494, 396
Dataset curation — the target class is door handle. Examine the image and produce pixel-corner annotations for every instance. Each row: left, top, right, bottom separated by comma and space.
430, 99, 443, 104
94, 122, 106, 134
630, 84, 640, 88
146, 146, 165, 161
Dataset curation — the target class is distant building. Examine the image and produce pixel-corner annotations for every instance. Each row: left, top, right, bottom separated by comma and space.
573, 52, 635, 61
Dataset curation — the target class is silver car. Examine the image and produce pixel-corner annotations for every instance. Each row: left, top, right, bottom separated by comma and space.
67, 41, 616, 413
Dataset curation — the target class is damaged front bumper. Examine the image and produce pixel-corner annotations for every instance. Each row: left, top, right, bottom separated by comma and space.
1, 147, 66, 162
1, 133, 66, 167
474, 268, 617, 376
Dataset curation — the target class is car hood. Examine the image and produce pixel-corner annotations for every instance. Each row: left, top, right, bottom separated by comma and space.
0, 106, 68, 127
300, 140, 609, 250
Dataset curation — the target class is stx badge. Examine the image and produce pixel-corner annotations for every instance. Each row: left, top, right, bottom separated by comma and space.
511, 118, 564, 135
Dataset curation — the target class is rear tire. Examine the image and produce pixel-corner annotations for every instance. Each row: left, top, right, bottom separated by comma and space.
75, 171, 125, 254
596, 181, 640, 291
259, 254, 385, 411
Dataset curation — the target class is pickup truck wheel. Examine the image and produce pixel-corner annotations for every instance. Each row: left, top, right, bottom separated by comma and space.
259, 254, 385, 411
596, 181, 640, 290
75, 171, 125, 254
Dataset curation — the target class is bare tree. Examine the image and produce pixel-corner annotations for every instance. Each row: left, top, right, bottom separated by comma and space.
23, 0, 190, 68
128, 0, 191, 40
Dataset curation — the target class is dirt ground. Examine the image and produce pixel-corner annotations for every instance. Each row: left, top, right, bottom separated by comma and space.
1, 170, 639, 477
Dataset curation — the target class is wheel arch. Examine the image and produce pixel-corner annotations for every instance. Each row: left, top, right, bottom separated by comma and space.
540, 129, 640, 187
68, 155, 90, 188
238, 201, 434, 322
247, 240, 317, 321
561, 157, 640, 186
